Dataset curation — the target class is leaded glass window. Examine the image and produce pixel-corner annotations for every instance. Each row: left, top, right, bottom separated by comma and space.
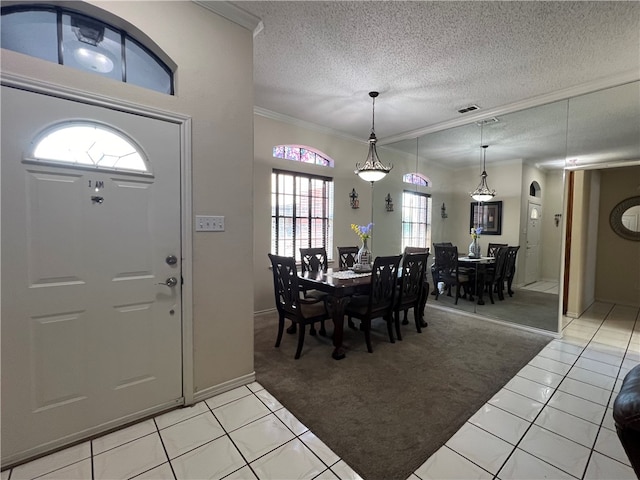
273, 145, 334, 167
402, 173, 430, 187
32, 122, 149, 173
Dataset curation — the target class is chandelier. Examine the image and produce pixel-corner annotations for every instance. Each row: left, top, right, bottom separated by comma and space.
355, 91, 393, 183
470, 141, 496, 202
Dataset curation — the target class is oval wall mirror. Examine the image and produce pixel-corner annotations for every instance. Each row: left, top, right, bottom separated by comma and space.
610, 196, 640, 241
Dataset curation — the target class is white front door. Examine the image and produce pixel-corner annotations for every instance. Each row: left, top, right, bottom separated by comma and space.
524, 201, 542, 285
1, 86, 183, 464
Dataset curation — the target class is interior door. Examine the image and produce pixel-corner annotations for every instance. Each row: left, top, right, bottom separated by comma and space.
524, 201, 542, 285
1, 86, 183, 464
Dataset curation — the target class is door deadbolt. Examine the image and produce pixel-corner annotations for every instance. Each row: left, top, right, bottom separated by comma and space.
165, 255, 178, 266
157, 277, 178, 287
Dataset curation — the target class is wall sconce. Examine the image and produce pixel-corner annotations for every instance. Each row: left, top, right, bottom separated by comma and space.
349, 188, 359, 209
385, 193, 394, 212
554, 213, 562, 227
441, 202, 448, 219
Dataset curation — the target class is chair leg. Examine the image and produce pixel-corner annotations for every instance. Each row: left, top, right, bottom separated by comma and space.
364, 319, 373, 353
414, 306, 422, 333
402, 309, 409, 325
387, 314, 396, 343
286, 321, 297, 334
309, 324, 317, 336
487, 283, 494, 304
294, 324, 306, 359
275, 314, 285, 348
454, 284, 460, 305
394, 312, 402, 341
319, 320, 327, 336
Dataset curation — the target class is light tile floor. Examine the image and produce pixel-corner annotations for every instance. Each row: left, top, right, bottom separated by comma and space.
2, 302, 638, 480
521, 280, 559, 295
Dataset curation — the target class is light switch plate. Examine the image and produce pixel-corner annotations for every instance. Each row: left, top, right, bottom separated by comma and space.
195, 215, 225, 232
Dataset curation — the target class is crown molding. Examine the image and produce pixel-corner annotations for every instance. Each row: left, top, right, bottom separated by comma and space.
254, 106, 366, 145
379, 70, 640, 146
192, 1, 263, 35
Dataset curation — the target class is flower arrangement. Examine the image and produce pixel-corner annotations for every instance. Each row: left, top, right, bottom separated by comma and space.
351, 223, 373, 240
470, 226, 483, 240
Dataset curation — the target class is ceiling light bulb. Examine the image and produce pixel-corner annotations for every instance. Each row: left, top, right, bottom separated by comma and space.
73, 47, 114, 73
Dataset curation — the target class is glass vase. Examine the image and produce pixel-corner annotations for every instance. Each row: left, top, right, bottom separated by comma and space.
469, 238, 481, 258
357, 238, 372, 268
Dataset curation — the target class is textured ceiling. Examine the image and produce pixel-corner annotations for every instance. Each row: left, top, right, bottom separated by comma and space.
228, 1, 640, 168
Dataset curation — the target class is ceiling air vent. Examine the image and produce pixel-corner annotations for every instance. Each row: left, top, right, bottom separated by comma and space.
457, 104, 480, 114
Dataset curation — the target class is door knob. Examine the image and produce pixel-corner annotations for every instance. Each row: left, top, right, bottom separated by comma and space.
157, 277, 178, 287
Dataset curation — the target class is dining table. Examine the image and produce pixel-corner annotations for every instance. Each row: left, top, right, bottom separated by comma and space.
457, 255, 495, 305
298, 268, 372, 360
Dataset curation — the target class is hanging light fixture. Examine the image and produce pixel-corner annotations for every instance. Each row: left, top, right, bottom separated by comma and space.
470, 123, 496, 202
355, 91, 393, 182
470, 145, 495, 202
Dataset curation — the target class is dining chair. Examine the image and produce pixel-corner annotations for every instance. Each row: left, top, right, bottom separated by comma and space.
337, 246, 359, 270
431, 242, 453, 295
394, 252, 429, 339
268, 253, 331, 359
487, 242, 508, 257
502, 246, 521, 297
345, 254, 403, 352
480, 246, 509, 303
298, 247, 328, 336
400, 246, 430, 325
434, 245, 472, 304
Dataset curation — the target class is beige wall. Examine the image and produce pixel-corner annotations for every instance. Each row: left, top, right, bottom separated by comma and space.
2, 1, 255, 395
566, 170, 600, 317
595, 166, 640, 306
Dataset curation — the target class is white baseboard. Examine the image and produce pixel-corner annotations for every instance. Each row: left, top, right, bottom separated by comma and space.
192, 372, 257, 404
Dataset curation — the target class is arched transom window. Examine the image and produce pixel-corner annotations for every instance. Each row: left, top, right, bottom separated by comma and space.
403, 173, 430, 187
31, 122, 149, 173
273, 145, 334, 167
1, 5, 174, 95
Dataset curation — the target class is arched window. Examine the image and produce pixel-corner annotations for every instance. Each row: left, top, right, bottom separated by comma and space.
403, 173, 430, 187
31, 122, 149, 173
529, 181, 541, 197
1, 5, 174, 95
273, 145, 334, 167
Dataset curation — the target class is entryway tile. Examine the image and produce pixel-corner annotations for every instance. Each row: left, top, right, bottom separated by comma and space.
547, 390, 606, 424
534, 406, 599, 448
583, 451, 636, 480
159, 412, 225, 459
445, 423, 513, 475
11, 442, 91, 480
170, 435, 246, 480
229, 414, 295, 463
300, 431, 339, 467
413, 445, 492, 480
567, 365, 616, 391
504, 376, 554, 404
593, 427, 632, 466
487, 389, 544, 422
468, 403, 530, 445
154, 401, 210, 430
558, 377, 612, 406
528, 356, 572, 376
204, 386, 252, 410
516, 364, 563, 388
496, 448, 575, 480
274, 408, 308, 436
249, 438, 327, 480
133, 462, 175, 479
93, 433, 167, 480
223, 465, 258, 479
34, 459, 92, 480
518, 424, 590, 478
212, 394, 271, 432
92, 419, 157, 455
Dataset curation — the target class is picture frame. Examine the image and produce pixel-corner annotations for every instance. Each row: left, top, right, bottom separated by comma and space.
470, 201, 502, 235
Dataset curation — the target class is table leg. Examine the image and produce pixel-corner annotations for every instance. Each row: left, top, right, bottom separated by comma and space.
476, 264, 486, 305
328, 296, 350, 360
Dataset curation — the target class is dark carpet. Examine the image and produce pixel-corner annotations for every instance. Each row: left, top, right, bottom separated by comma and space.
254, 307, 552, 480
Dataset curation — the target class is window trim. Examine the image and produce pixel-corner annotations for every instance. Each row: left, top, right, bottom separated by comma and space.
271, 169, 334, 261
401, 189, 432, 251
